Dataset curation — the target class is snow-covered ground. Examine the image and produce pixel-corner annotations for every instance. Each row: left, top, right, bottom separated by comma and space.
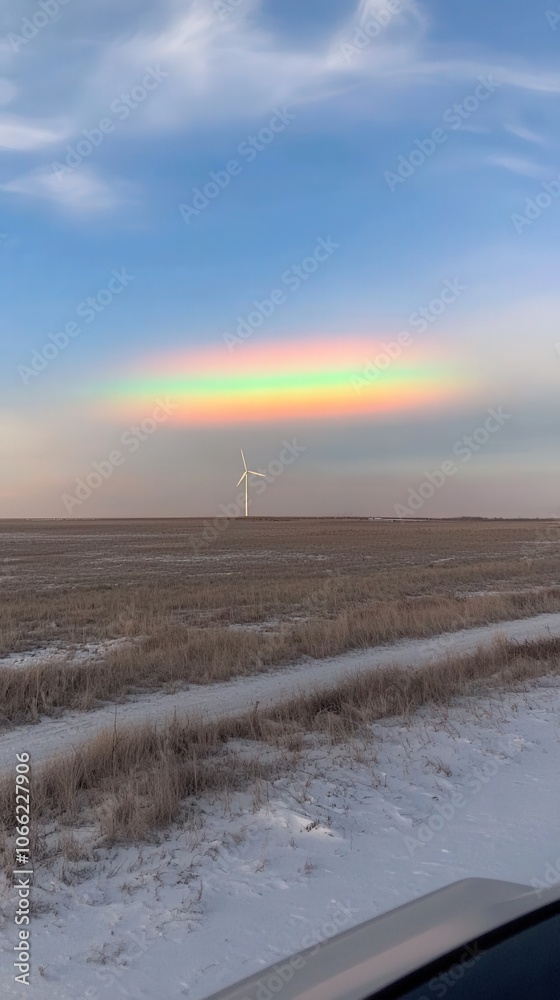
1, 678, 559, 1000
1, 612, 560, 774
0, 639, 136, 672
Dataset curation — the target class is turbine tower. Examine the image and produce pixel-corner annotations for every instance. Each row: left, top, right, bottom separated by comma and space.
237, 449, 266, 517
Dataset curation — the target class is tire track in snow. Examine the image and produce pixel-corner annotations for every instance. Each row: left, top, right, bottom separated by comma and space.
1, 612, 560, 773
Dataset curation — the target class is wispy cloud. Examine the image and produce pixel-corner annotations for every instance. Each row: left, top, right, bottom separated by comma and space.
486, 153, 549, 178
1, 166, 122, 211
4, 2, 560, 139
504, 123, 546, 144
12, 0, 428, 136
88, 0, 366, 128
2, 0, 560, 216
0, 114, 67, 150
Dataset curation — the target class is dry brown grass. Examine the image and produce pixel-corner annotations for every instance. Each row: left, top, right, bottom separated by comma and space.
2, 586, 560, 724
1, 634, 558, 856
1, 517, 559, 649
1, 517, 560, 722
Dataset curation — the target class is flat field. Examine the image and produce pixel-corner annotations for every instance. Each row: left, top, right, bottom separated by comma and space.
1, 517, 559, 709
1, 518, 560, 999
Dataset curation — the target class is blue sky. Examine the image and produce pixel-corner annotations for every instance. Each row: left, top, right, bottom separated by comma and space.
1, 0, 559, 518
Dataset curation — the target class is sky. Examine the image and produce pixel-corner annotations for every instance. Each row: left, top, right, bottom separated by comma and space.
1, 0, 559, 518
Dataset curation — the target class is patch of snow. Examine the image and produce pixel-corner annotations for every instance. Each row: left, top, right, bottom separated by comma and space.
1, 682, 559, 1000
0, 638, 137, 672
227, 616, 311, 633
455, 586, 559, 599
1, 612, 560, 774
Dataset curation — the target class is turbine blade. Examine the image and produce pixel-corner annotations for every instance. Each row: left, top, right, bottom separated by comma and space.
248, 471, 266, 477
240, 448, 247, 471
236, 473, 247, 487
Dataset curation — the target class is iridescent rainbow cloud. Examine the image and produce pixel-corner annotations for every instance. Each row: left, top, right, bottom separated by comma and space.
96, 337, 470, 425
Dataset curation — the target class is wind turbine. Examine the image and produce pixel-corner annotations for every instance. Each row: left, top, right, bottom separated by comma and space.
236, 449, 266, 517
